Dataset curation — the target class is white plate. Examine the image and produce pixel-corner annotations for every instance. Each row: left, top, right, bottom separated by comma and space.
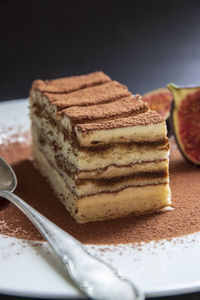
0, 99, 200, 299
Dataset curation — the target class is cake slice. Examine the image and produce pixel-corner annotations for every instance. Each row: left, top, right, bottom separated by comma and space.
30, 71, 171, 223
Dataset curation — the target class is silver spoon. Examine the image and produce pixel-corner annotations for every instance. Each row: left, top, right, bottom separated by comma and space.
0, 157, 144, 300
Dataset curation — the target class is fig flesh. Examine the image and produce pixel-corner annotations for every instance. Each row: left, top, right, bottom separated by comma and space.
167, 83, 200, 166
143, 88, 173, 120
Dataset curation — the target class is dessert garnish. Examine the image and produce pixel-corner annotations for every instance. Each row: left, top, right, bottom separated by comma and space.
143, 87, 173, 136
167, 83, 200, 166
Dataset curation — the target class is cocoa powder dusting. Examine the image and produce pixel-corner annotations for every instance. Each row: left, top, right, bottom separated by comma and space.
0, 132, 200, 245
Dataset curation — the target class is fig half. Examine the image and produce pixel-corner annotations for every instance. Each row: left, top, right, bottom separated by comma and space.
167, 83, 200, 166
143, 88, 173, 120
143, 87, 173, 136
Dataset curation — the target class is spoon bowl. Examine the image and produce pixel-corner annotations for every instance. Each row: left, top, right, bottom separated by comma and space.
0, 157, 17, 192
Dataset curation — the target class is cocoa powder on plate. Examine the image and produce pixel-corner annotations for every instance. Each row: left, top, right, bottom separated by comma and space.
0, 133, 200, 245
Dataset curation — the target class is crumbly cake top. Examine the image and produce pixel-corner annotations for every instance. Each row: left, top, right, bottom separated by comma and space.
31, 71, 164, 132
45, 81, 131, 110
62, 95, 149, 124
76, 111, 164, 132
32, 71, 111, 94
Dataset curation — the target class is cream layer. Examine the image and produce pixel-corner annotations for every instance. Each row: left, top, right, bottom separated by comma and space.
32, 142, 171, 223
31, 117, 170, 171
76, 183, 171, 223
74, 118, 167, 147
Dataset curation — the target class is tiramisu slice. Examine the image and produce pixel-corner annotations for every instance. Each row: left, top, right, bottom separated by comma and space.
30, 71, 171, 223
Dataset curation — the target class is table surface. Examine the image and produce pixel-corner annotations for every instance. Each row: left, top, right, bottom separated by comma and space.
1, 0, 200, 102
1, 294, 200, 300
0, 1, 200, 299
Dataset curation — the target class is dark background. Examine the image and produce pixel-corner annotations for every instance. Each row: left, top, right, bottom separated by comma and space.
1, 0, 200, 101
1, 0, 200, 299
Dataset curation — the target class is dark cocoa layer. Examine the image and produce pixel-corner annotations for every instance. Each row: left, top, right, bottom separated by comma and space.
76, 170, 168, 187
78, 139, 170, 152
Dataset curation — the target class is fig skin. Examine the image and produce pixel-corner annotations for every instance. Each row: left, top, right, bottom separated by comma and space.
143, 87, 173, 136
167, 83, 200, 166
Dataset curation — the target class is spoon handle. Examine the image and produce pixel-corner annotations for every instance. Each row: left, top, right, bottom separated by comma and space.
0, 190, 144, 300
